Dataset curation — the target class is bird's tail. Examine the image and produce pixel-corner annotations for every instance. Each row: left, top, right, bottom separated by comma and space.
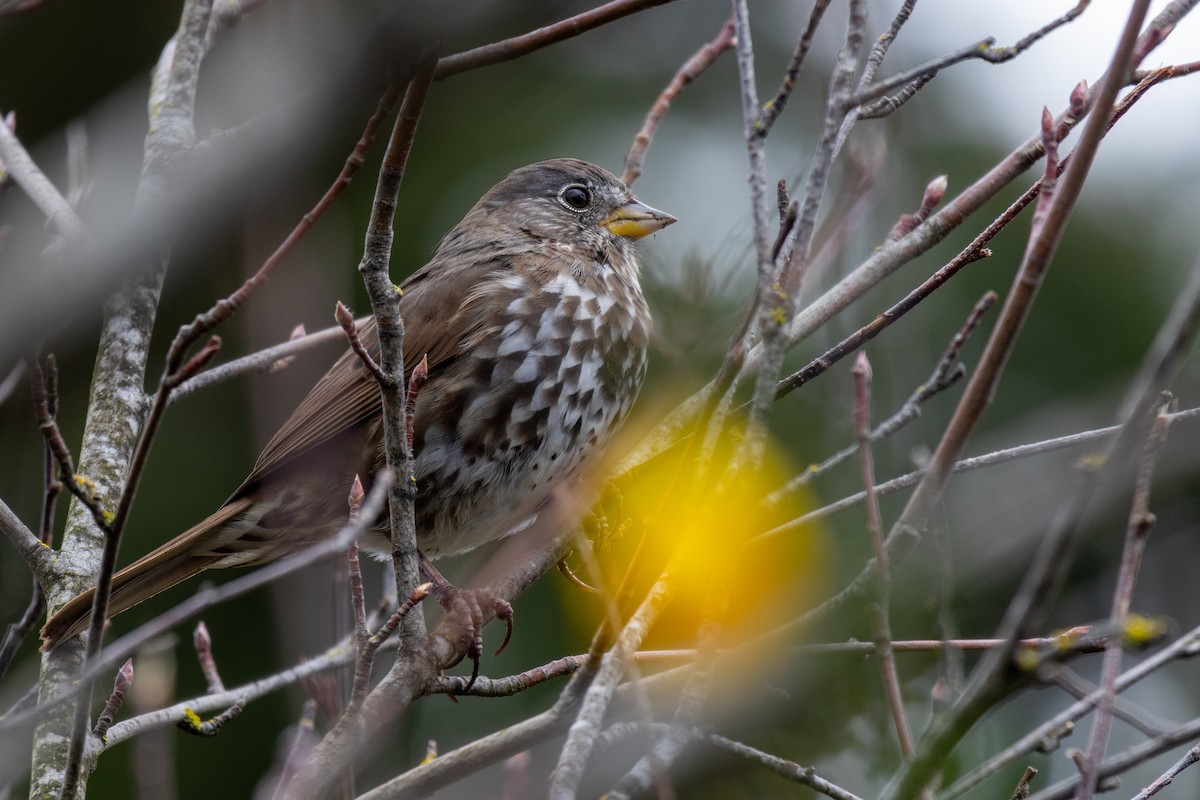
39, 499, 252, 651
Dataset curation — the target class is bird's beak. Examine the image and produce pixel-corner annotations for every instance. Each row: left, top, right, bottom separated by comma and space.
601, 199, 677, 240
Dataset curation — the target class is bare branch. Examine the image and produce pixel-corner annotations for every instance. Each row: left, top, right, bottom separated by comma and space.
1078, 398, 1173, 800
435, 0, 680, 79
756, 0, 833, 136
853, 352, 914, 761
0, 114, 90, 241
91, 658, 133, 742
1130, 742, 1200, 800
848, 2, 1091, 110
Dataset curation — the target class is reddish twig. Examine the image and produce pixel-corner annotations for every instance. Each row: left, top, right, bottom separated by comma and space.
91, 658, 133, 742
344, 578, 431, 722
887, 174, 947, 242
192, 621, 225, 695
756, 0, 833, 136
883, 5, 1155, 797
1078, 397, 1172, 800
405, 354, 429, 454
171, 317, 367, 403
434, 0, 679, 79
166, 80, 404, 372
335, 301, 384, 381
622, 17, 735, 187
853, 353, 914, 761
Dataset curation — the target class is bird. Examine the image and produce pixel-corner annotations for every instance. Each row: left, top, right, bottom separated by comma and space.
40, 158, 675, 658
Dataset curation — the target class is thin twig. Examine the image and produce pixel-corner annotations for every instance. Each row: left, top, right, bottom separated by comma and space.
731, 0, 773, 284
170, 317, 368, 403
281, 55, 439, 800
853, 353, 914, 761
761, 405, 1200, 539
738, 0, 866, 468
161, 80, 404, 379
0, 112, 90, 241
55, 5, 218, 794
756, 0, 834, 136
939, 631, 1200, 799
622, 17, 735, 187
547, 579, 674, 799
705, 730, 866, 800
192, 621, 224, 695
860, 0, 918, 88
0, 362, 57, 668
1130, 742, 1200, 800
91, 659, 133, 742
1078, 398, 1173, 800
3, 473, 395, 743
599, 723, 866, 800
880, 8, 1155, 787
28, 355, 113, 535
769, 291, 993, 502
847, 1, 1091, 110
1041, 663, 1168, 738
176, 698, 245, 737
360, 54, 435, 620
335, 302, 384, 381
1027, 717, 1200, 800
1010, 766, 1037, 800
434, 0, 679, 79
268, 701, 319, 800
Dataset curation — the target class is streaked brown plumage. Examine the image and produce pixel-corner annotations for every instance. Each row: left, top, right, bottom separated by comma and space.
41, 158, 674, 650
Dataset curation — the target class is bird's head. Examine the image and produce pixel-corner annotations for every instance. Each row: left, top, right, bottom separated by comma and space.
465, 158, 676, 255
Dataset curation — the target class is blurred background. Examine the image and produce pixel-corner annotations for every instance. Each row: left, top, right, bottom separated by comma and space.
2, 0, 1199, 797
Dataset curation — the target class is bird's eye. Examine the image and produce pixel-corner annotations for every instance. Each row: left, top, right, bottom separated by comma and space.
558, 185, 592, 211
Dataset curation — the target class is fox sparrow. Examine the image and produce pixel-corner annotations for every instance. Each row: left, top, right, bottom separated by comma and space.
41, 158, 675, 653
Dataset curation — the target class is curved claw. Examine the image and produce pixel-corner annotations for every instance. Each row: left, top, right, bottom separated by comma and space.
557, 558, 600, 594
493, 602, 514, 656
464, 634, 482, 693
419, 550, 517, 692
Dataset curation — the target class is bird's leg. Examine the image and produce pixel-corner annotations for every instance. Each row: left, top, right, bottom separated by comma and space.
418, 551, 513, 691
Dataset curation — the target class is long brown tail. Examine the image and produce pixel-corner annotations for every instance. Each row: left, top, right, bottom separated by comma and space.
39, 499, 253, 651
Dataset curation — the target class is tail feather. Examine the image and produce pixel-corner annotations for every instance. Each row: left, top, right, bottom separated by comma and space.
39, 498, 254, 651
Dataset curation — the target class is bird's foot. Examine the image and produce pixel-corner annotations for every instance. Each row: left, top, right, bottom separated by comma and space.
419, 553, 513, 692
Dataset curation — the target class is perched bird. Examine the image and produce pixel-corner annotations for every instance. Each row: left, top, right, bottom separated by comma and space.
41, 158, 675, 653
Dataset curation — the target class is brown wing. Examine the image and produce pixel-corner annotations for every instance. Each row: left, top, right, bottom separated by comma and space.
235, 254, 502, 491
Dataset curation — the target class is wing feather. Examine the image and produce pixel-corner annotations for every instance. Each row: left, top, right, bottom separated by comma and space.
237, 255, 508, 491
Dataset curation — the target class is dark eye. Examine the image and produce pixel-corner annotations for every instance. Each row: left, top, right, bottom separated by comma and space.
559, 185, 592, 211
